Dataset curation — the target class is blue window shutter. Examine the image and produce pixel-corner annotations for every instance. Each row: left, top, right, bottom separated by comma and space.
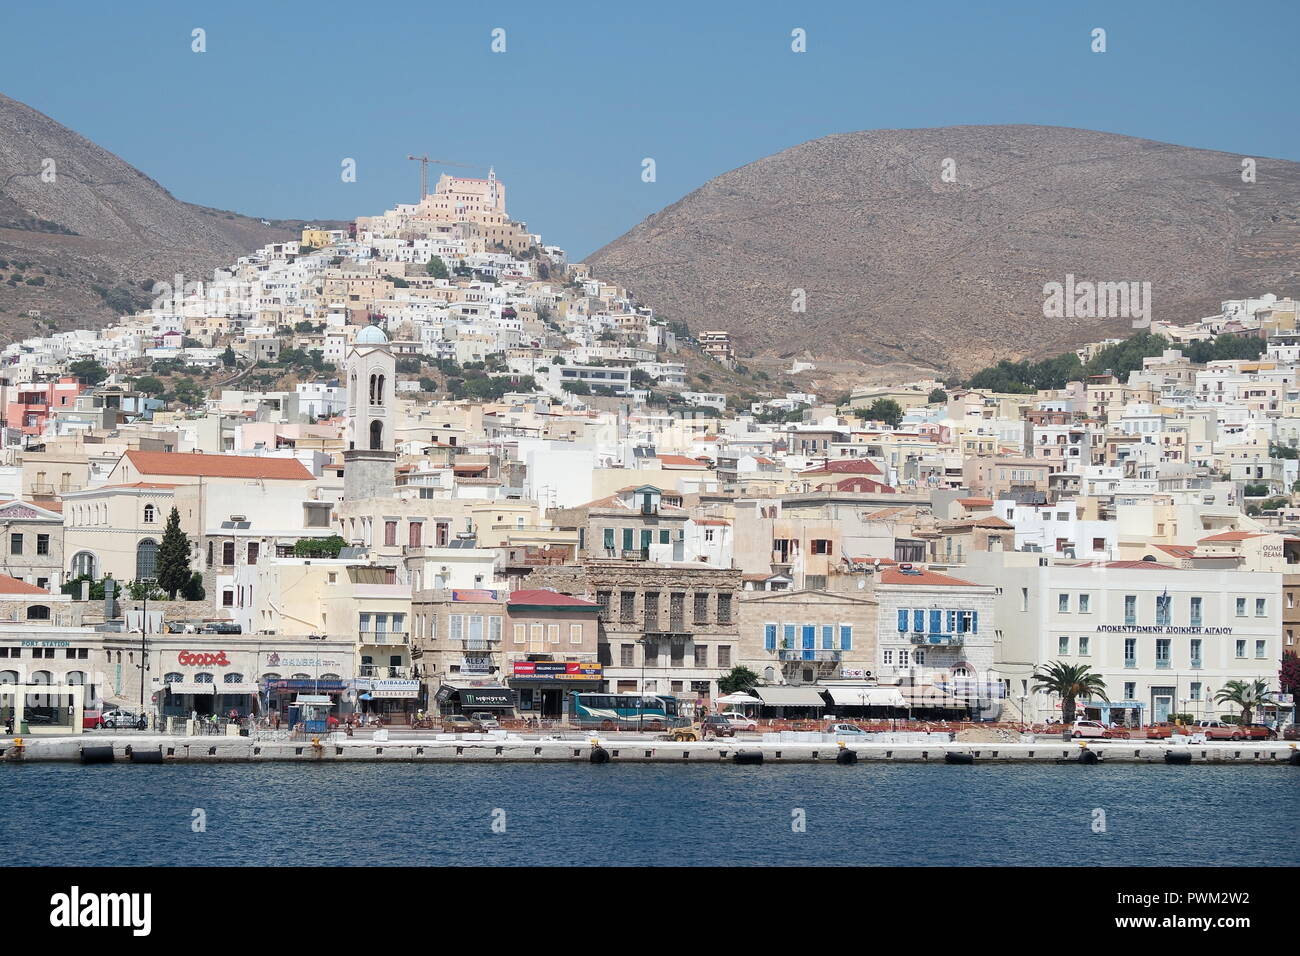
929, 609, 942, 634
913, 609, 924, 632
897, 609, 908, 632
821, 625, 833, 650
971, 611, 979, 633
801, 625, 815, 660
764, 624, 776, 652
946, 610, 956, 633
839, 625, 852, 651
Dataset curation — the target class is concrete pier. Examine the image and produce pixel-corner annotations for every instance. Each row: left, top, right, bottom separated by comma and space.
4, 734, 1298, 765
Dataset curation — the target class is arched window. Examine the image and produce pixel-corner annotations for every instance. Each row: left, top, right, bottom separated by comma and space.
143, 503, 156, 523
262, 672, 282, 681
320, 673, 341, 681
224, 672, 244, 684
369, 420, 384, 450
369, 373, 377, 404
26, 605, 50, 621
375, 374, 385, 406
0, 670, 18, 684
71, 551, 97, 579
65, 670, 85, 686
194, 672, 214, 684
136, 538, 159, 580
164, 672, 183, 685
290, 673, 311, 680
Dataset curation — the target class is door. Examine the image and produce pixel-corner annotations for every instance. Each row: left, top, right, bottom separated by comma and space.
1153, 693, 1172, 723
541, 688, 562, 719
801, 625, 816, 661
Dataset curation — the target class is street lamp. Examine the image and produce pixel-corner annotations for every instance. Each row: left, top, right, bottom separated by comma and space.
136, 595, 151, 728
636, 636, 650, 733
1018, 693, 1029, 732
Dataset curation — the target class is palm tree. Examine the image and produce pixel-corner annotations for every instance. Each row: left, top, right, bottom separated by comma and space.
1032, 661, 1109, 732
1213, 679, 1272, 729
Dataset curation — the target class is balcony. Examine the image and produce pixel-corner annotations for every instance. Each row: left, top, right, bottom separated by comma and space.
1155, 659, 1171, 669
1190, 658, 1202, 669
908, 632, 964, 647
777, 648, 842, 661
358, 631, 409, 645
358, 664, 412, 678
1124, 659, 1137, 669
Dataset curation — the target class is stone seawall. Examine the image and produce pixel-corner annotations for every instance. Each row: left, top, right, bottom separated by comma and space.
4, 735, 1299, 766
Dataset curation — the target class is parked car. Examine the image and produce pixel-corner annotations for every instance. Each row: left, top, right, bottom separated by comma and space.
826, 722, 869, 736
97, 709, 146, 730
721, 711, 758, 732
1144, 722, 1177, 740
82, 709, 103, 730
700, 714, 736, 738
1236, 723, 1277, 741
1070, 720, 1110, 739
440, 715, 478, 734
469, 711, 500, 730
1192, 719, 1245, 740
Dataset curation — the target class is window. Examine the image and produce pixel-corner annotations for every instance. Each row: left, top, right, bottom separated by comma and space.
1189, 596, 1202, 627
569, 624, 582, 645
1189, 682, 1201, 701
449, 615, 464, 641
143, 503, 156, 523
620, 591, 636, 622
1235, 639, 1246, 659
1190, 638, 1202, 667
1255, 598, 1266, 617
247, 541, 259, 566
1021, 587, 1029, 612
36, 534, 49, 556
884, 649, 894, 665
810, 539, 833, 555
1079, 636, 1090, 656
9, 533, 21, 555
1155, 593, 1171, 626
1155, 638, 1170, 668
1124, 638, 1136, 667
1124, 595, 1136, 626
694, 644, 708, 667
603, 528, 615, 552
620, 644, 634, 667
1124, 682, 1136, 700
222, 541, 235, 565
1235, 598, 1246, 617
512, 623, 525, 645
409, 522, 423, 548
26, 605, 50, 621
135, 539, 159, 580
1058, 636, 1069, 655
222, 590, 234, 608
1255, 640, 1267, 659
1078, 594, 1090, 614
839, 624, 853, 651
764, 624, 777, 652
717, 593, 732, 624
548, 624, 559, 644
693, 592, 709, 623
384, 521, 398, 547
1058, 593, 1070, 614
717, 645, 731, 668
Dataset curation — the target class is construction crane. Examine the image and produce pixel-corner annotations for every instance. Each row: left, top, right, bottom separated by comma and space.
407, 155, 482, 200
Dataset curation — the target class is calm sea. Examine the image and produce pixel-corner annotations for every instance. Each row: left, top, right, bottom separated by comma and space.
3, 762, 1296, 866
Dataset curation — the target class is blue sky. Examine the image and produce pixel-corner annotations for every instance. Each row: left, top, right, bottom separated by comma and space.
3, 0, 1298, 258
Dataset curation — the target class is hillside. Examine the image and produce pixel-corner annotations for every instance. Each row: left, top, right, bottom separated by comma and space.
0, 92, 343, 341
588, 125, 1300, 375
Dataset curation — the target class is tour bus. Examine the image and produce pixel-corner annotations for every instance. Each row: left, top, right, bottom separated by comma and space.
569, 692, 684, 730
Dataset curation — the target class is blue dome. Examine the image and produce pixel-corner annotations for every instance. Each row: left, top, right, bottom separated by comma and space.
356, 325, 389, 345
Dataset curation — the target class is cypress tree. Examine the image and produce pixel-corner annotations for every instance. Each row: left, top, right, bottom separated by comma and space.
157, 507, 192, 599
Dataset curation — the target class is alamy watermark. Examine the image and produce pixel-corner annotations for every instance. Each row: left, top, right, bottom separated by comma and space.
1043, 274, 1152, 329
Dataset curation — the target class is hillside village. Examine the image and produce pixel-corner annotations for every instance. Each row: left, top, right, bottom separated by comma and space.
0, 170, 1297, 731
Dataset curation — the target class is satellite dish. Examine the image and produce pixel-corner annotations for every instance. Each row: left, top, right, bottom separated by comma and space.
857, 578, 866, 590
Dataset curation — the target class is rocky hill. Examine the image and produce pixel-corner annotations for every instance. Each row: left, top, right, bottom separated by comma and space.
588, 125, 1300, 375
0, 92, 342, 342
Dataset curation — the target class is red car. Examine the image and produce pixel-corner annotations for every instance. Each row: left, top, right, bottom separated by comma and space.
1143, 723, 1176, 739
1236, 724, 1277, 741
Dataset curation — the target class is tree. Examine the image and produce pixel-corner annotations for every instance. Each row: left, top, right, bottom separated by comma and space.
717, 665, 762, 696
860, 398, 904, 427
562, 380, 591, 395
1213, 678, 1272, 728
425, 256, 449, 279
181, 571, 206, 601
1280, 651, 1299, 697
134, 375, 166, 396
294, 535, 347, 559
928, 388, 948, 404
155, 507, 193, 598
1031, 661, 1108, 729
69, 359, 108, 386
222, 345, 237, 368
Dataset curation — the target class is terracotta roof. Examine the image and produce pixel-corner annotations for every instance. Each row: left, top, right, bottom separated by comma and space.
832, 477, 896, 493
1076, 560, 1180, 570
879, 567, 978, 587
123, 451, 313, 481
1151, 544, 1197, 558
800, 459, 882, 476
509, 589, 600, 608
1197, 531, 1265, 543
0, 573, 50, 595
656, 454, 708, 467
956, 497, 994, 506
694, 518, 731, 526
972, 516, 1014, 528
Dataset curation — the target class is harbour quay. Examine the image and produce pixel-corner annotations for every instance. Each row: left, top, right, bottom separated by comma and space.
5, 733, 1299, 765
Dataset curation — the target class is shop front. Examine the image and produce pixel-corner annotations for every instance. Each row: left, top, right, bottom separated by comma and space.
354, 677, 421, 722
161, 647, 260, 719
437, 684, 517, 717
264, 677, 347, 720
508, 660, 603, 720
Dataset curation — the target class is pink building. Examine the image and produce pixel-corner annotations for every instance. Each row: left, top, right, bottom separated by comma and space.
5, 377, 84, 437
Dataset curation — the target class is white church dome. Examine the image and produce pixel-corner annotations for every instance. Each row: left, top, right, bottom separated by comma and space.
356, 324, 389, 345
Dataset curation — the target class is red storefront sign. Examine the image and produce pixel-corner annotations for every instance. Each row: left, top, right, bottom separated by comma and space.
177, 650, 231, 667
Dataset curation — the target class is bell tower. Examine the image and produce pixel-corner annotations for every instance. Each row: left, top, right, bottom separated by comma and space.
343, 324, 397, 501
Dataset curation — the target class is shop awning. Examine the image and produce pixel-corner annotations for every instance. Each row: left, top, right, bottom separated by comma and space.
168, 682, 215, 695
753, 686, 827, 708
459, 688, 516, 709
215, 683, 259, 694
825, 686, 907, 708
